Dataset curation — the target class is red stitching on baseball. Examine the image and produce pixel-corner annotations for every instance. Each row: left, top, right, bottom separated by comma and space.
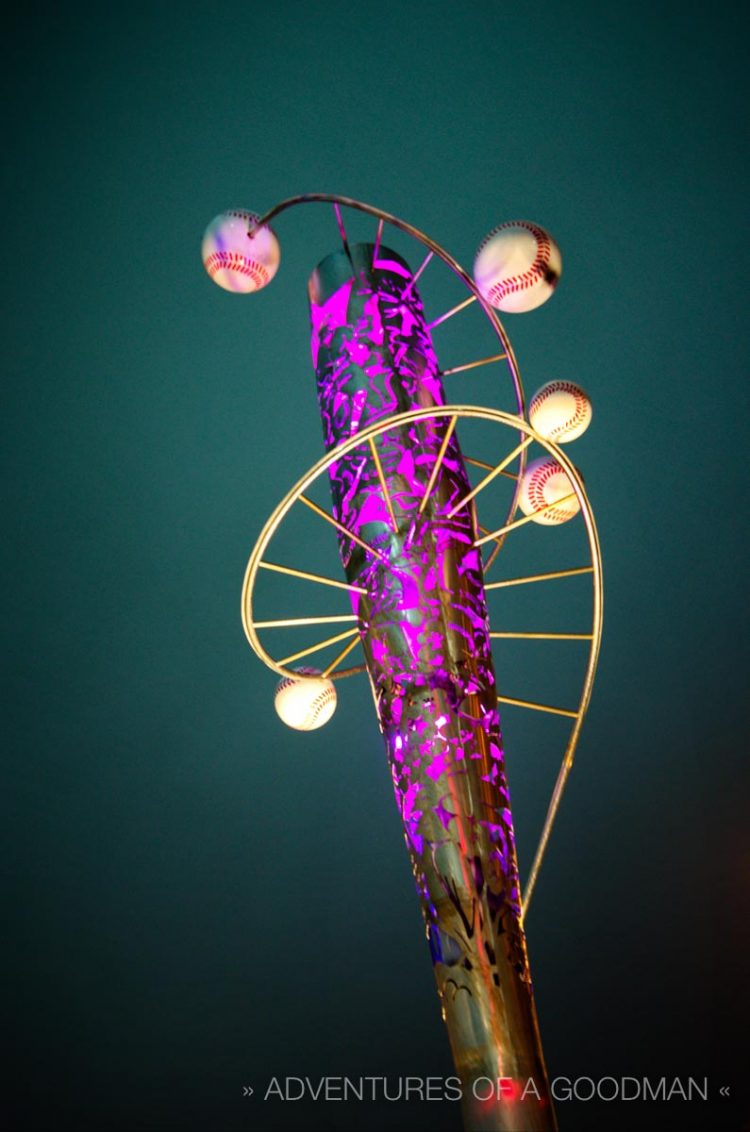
205, 250, 269, 286
310, 688, 335, 714
477, 221, 556, 303
530, 382, 588, 439
226, 210, 260, 222
526, 459, 576, 521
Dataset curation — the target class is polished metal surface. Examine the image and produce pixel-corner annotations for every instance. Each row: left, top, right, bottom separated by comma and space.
307, 243, 557, 1130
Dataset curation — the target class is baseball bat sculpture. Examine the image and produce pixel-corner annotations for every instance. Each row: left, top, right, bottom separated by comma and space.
203, 196, 603, 1132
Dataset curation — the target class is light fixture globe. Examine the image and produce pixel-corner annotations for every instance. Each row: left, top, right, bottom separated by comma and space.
273, 667, 337, 731
529, 380, 593, 443
201, 209, 280, 293
518, 455, 581, 525
473, 220, 561, 312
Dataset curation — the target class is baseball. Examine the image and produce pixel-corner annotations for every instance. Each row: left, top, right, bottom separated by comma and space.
473, 221, 561, 313
202, 209, 280, 293
274, 666, 337, 731
518, 456, 581, 525
528, 381, 592, 443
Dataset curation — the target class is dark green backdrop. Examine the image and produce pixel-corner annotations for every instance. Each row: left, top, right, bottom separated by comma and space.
4, 3, 748, 1130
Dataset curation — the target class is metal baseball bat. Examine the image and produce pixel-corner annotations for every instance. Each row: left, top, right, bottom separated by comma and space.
308, 242, 557, 1132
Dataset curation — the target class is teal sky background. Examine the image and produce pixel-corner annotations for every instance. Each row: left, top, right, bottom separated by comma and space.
4, 3, 748, 1130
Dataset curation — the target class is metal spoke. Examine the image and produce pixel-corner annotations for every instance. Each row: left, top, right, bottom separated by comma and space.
478, 524, 505, 552
254, 614, 358, 630
426, 294, 476, 331
372, 217, 384, 266
299, 494, 390, 566
402, 250, 433, 299
259, 560, 367, 595
498, 695, 578, 720
330, 665, 368, 680
441, 352, 508, 377
418, 416, 457, 514
490, 632, 593, 641
368, 437, 398, 531
322, 633, 361, 678
482, 540, 505, 575
485, 566, 593, 591
475, 493, 577, 547
449, 436, 533, 518
465, 454, 517, 483
279, 627, 359, 668
333, 201, 352, 263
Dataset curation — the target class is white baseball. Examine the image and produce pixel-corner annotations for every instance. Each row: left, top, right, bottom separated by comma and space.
529, 381, 592, 443
473, 221, 562, 313
518, 456, 580, 526
202, 209, 280, 293
274, 666, 337, 731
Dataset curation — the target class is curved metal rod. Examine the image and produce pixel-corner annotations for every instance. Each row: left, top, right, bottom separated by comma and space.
521, 483, 603, 918
251, 193, 527, 539
253, 193, 524, 410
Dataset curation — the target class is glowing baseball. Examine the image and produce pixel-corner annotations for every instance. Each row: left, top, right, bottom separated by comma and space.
529, 381, 592, 443
274, 667, 337, 731
473, 221, 561, 313
518, 456, 580, 526
202, 209, 280, 293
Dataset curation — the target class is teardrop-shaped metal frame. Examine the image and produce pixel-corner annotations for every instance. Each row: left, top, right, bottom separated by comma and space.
241, 406, 603, 914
